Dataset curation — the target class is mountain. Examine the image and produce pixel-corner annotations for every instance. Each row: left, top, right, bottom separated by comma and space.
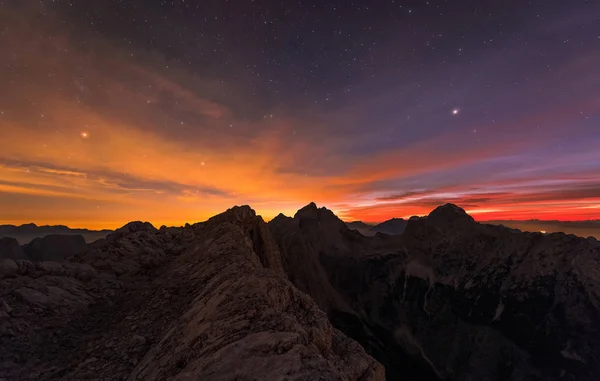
369, 217, 409, 235
0, 223, 112, 244
345, 221, 374, 235
22, 234, 88, 261
1, 203, 599, 380
0, 206, 382, 380
345, 218, 414, 236
486, 219, 600, 239
271, 203, 600, 380
0, 237, 26, 260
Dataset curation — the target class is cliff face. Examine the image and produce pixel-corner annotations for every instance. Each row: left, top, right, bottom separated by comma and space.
270, 203, 600, 381
0, 207, 383, 381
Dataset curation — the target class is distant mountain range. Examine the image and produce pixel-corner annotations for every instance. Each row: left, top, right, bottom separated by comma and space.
347, 218, 600, 239
485, 219, 600, 239
0, 223, 112, 244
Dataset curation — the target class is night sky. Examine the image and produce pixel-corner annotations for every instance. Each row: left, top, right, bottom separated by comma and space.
1, 0, 599, 228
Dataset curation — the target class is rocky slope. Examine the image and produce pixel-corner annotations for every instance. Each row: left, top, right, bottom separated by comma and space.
0, 206, 383, 381
270, 203, 600, 381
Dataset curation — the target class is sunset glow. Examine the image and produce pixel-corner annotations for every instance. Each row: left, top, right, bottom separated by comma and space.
1, 2, 599, 229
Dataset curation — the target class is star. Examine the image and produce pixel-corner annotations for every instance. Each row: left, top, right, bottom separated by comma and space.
81, 132, 89, 138
452, 109, 460, 115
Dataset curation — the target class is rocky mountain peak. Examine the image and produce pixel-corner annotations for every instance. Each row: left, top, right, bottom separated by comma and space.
208, 205, 257, 224
114, 221, 157, 234
294, 202, 344, 225
427, 203, 474, 227
205, 205, 286, 277
294, 202, 319, 219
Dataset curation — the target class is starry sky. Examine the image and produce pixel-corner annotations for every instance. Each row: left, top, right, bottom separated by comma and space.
1, 0, 599, 229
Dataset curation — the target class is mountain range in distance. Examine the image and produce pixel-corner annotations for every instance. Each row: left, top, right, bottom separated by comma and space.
483, 219, 600, 240
0, 223, 112, 245
346, 217, 600, 239
2, 216, 599, 244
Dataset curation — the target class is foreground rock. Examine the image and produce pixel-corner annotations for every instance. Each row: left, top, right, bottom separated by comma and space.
270, 203, 600, 381
0, 206, 383, 381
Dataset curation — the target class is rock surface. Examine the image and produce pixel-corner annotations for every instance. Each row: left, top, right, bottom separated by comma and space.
270, 203, 600, 381
0, 207, 383, 381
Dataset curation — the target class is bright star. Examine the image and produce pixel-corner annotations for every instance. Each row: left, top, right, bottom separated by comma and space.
81, 132, 89, 138
452, 109, 460, 115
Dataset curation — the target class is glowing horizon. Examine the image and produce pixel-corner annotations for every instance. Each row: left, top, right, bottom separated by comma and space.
1, 3, 599, 230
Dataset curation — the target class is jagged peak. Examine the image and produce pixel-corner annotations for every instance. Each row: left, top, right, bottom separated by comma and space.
209, 205, 257, 222
293, 202, 340, 221
294, 202, 319, 219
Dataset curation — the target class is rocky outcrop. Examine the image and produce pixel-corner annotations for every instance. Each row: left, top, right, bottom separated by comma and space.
270, 202, 600, 381
204, 205, 286, 277
22, 234, 88, 261
268, 204, 358, 315
0, 237, 26, 260
0, 208, 383, 381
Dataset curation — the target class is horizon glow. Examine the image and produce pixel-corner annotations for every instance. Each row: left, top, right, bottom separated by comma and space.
1, 2, 599, 230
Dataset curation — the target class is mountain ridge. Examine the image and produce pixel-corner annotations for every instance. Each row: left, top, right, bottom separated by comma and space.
1, 202, 599, 380
0, 223, 112, 245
